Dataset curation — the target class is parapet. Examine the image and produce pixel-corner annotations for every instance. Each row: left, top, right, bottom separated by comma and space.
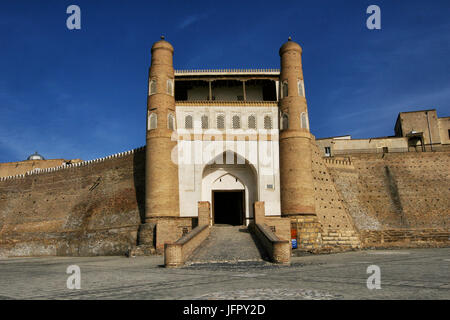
0, 146, 145, 182
323, 157, 353, 168
174, 68, 280, 76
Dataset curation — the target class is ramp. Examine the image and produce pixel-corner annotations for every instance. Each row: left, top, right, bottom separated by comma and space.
187, 225, 267, 264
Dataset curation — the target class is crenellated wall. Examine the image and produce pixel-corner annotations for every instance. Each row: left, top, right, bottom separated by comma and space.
0, 147, 146, 257
0, 158, 83, 178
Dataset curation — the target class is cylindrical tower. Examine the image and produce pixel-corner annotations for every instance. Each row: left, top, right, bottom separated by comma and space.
278, 38, 316, 216
145, 36, 179, 222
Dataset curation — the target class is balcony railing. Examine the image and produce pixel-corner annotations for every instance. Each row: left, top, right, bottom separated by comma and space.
175, 68, 280, 76
175, 100, 278, 107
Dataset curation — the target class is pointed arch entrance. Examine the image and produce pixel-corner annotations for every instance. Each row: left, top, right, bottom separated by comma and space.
212, 174, 245, 225
202, 151, 258, 226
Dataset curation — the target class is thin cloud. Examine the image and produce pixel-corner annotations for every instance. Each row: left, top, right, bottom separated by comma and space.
178, 13, 210, 30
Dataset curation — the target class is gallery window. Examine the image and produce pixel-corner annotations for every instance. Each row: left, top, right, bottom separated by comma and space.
264, 115, 273, 129
201, 115, 209, 129
217, 114, 225, 129
185, 115, 193, 129
248, 115, 256, 129
232, 115, 241, 129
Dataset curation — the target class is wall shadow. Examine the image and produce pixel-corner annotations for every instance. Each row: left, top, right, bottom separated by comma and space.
133, 147, 146, 224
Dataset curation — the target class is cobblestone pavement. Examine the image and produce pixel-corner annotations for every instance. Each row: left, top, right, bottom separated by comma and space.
0, 248, 449, 300
187, 225, 266, 264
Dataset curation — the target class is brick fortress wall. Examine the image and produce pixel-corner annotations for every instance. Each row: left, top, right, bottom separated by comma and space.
327, 151, 450, 248
291, 143, 361, 252
0, 158, 83, 178
1, 145, 448, 257
0, 147, 147, 257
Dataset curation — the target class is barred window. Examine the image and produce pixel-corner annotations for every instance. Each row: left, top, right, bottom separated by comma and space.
264, 115, 273, 129
248, 115, 256, 129
298, 80, 304, 97
217, 114, 225, 129
201, 115, 209, 129
232, 115, 241, 129
148, 113, 157, 130
168, 114, 175, 130
149, 79, 157, 95
185, 115, 193, 129
167, 79, 174, 96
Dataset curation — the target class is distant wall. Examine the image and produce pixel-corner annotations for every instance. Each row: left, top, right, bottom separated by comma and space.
0, 147, 146, 257
316, 137, 408, 157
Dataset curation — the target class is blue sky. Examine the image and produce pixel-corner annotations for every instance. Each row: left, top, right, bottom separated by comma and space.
0, 0, 449, 162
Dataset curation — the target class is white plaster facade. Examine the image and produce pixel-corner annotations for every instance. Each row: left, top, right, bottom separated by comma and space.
175, 105, 282, 224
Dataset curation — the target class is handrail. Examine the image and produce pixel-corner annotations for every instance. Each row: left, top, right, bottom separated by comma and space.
249, 223, 291, 264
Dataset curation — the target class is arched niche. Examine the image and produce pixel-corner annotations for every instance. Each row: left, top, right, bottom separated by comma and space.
201, 150, 258, 225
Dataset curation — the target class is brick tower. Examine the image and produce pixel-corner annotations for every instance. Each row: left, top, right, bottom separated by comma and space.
145, 37, 180, 222
278, 38, 316, 217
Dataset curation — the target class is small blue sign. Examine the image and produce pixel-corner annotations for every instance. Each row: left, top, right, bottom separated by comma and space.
291, 239, 297, 249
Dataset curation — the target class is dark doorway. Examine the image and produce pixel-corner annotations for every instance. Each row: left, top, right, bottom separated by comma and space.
212, 190, 244, 225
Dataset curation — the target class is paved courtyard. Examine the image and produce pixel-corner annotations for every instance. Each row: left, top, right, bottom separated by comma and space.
0, 248, 448, 300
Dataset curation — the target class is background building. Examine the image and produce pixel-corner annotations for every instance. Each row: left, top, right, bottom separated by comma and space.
317, 109, 450, 157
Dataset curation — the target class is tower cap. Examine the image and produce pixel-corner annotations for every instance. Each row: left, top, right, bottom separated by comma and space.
279, 37, 302, 55
151, 36, 174, 53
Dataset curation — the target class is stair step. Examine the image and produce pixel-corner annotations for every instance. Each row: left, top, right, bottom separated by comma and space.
187, 225, 267, 264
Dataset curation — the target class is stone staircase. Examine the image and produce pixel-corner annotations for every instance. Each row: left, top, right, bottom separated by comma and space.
187, 225, 267, 265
